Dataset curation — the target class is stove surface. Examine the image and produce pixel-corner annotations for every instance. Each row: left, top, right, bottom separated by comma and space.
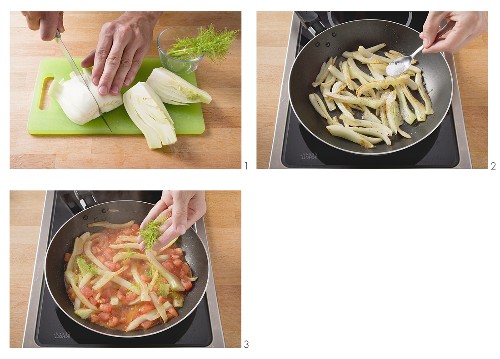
269, 11, 471, 168
23, 191, 224, 347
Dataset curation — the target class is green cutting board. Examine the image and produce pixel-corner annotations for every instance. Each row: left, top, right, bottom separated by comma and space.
27, 58, 205, 135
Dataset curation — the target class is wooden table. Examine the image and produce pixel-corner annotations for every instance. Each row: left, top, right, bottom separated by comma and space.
10, 191, 241, 348
10, 12, 241, 169
257, 12, 488, 169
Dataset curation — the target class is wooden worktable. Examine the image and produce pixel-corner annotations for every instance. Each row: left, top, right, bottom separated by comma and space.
10, 191, 241, 348
10, 12, 241, 169
257, 12, 488, 169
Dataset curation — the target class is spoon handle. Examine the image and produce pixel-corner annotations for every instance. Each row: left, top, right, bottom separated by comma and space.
412, 20, 456, 59
411, 44, 425, 58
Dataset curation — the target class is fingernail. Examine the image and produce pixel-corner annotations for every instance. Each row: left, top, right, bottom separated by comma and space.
110, 85, 119, 95
423, 39, 429, 47
92, 77, 98, 85
124, 78, 131, 86
98, 85, 108, 95
136, 235, 142, 243
176, 224, 186, 235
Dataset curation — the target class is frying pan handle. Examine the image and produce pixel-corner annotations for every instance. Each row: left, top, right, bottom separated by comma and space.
74, 190, 98, 210
296, 11, 327, 36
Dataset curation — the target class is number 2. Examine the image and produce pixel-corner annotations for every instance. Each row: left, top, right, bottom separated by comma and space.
491, 162, 496, 170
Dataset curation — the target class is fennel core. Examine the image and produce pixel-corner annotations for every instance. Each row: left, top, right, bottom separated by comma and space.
167, 25, 239, 61
138, 218, 166, 250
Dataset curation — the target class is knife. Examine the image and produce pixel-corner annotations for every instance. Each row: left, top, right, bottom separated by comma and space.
55, 31, 112, 132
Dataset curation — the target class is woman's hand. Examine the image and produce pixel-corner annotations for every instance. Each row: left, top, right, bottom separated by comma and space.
138, 191, 207, 250
22, 11, 65, 41
81, 11, 161, 96
421, 11, 487, 54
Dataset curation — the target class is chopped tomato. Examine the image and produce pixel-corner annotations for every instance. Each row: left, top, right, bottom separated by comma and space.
89, 297, 98, 306
173, 259, 183, 267
98, 312, 110, 321
162, 261, 175, 272
140, 274, 151, 282
107, 316, 119, 328
99, 303, 112, 313
80, 285, 93, 298
131, 223, 139, 233
90, 313, 99, 323
139, 302, 155, 314
64, 252, 72, 262
104, 261, 115, 271
124, 292, 138, 303
181, 277, 193, 291
167, 307, 178, 318
140, 320, 154, 329
173, 248, 183, 256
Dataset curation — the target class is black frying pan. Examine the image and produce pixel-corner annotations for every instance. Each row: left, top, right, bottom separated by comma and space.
289, 14, 453, 155
45, 200, 209, 338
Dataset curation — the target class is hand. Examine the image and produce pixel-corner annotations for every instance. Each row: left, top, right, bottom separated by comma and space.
22, 11, 65, 41
420, 11, 487, 54
81, 11, 161, 96
138, 191, 207, 251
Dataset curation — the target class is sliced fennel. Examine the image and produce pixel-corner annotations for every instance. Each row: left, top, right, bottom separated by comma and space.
146, 67, 212, 105
123, 82, 177, 149
49, 68, 123, 125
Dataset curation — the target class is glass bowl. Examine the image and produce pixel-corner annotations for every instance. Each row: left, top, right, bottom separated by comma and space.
157, 28, 204, 75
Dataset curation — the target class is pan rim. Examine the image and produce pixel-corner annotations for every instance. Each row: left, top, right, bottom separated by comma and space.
44, 199, 210, 339
289, 18, 453, 156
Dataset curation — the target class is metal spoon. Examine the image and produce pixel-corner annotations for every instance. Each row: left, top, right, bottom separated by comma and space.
386, 21, 455, 77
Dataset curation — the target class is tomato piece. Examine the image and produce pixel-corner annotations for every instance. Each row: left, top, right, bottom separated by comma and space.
174, 248, 183, 256
167, 307, 178, 318
140, 320, 154, 330
181, 277, 193, 291
124, 292, 138, 303
90, 313, 99, 323
98, 312, 110, 321
131, 223, 139, 234
139, 302, 155, 314
99, 303, 112, 313
162, 261, 175, 272
89, 297, 98, 306
104, 261, 115, 271
140, 274, 151, 282
107, 316, 119, 328
173, 259, 183, 267
80, 285, 93, 298
103, 248, 114, 260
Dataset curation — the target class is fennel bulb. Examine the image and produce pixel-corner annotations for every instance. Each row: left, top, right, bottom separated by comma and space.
123, 82, 177, 149
146, 67, 212, 105
49, 68, 123, 125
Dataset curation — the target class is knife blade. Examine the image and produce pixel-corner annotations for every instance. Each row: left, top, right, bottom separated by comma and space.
55, 31, 112, 132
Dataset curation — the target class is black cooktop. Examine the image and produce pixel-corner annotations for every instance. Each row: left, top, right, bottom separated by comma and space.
282, 11, 460, 168
34, 191, 213, 347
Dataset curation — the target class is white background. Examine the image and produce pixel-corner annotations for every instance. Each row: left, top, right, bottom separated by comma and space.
1, 0, 498, 358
